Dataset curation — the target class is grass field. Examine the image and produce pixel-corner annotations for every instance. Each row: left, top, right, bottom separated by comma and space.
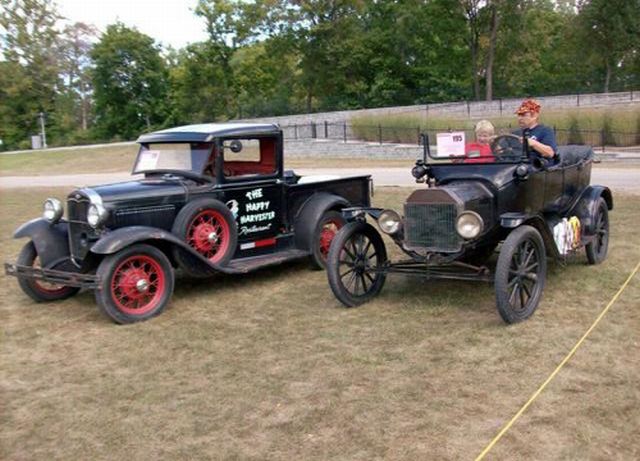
0, 144, 415, 176
1, 187, 638, 460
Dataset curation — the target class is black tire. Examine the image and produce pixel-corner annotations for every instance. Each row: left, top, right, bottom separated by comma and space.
327, 221, 387, 307
95, 244, 175, 324
16, 241, 80, 302
495, 225, 547, 324
310, 210, 346, 270
585, 197, 609, 265
171, 198, 238, 276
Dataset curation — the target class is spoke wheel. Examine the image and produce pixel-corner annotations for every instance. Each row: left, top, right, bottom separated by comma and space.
16, 241, 80, 302
495, 225, 546, 323
586, 197, 609, 265
187, 209, 231, 263
327, 222, 387, 307
310, 210, 346, 270
96, 244, 174, 324
110, 255, 165, 315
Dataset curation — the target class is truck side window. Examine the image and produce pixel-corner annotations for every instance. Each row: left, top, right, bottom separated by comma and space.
223, 138, 277, 178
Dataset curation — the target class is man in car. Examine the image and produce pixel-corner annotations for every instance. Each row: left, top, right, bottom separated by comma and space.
514, 98, 558, 166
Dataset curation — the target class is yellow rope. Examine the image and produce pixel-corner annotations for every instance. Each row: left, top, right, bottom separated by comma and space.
475, 260, 640, 461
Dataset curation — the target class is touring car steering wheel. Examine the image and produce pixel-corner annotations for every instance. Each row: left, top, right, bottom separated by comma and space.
491, 134, 524, 160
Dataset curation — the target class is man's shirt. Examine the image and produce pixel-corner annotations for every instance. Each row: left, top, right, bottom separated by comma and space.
514, 124, 558, 166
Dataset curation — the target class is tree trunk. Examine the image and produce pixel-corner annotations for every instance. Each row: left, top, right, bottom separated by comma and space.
485, 4, 500, 102
471, 34, 480, 100
306, 89, 313, 113
81, 98, 87, 131
604, 59, 611, 93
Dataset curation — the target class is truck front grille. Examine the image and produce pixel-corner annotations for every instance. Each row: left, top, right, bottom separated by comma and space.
67, 196, 95, 262
404, 202, 461, 252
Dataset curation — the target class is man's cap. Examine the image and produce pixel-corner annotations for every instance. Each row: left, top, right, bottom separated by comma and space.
515, 98, 541, 115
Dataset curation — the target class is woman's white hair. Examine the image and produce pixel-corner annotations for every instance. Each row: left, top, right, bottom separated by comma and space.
474, 119, 495, 134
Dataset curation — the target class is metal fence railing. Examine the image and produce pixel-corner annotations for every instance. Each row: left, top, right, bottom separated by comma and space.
281, 121, 640, 153
243, 90, 640, 128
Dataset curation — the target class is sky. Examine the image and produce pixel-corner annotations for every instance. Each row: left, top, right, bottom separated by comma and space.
56, 0, 209, 49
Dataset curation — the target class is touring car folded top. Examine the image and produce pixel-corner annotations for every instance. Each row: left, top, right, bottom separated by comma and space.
326, 134, 612, 323
5, 123, 371, 324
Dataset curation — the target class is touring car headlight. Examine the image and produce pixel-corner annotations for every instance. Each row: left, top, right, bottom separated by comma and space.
42, 198, 63, 223
378, 209, 402, 235
456, 211, 483, 239
87, 203, 108, 228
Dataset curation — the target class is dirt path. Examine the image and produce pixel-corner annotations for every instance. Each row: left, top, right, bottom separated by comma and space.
1, 167, 639, 192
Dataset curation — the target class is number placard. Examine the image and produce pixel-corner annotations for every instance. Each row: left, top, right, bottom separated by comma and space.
435, 132, 466, 158
137, 150, 159, 170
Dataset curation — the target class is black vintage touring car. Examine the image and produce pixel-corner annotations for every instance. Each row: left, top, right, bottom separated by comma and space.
5, 123, 371, 323
326, 134, 612, 323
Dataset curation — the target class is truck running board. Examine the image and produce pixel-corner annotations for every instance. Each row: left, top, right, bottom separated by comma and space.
222, 249, 309, 274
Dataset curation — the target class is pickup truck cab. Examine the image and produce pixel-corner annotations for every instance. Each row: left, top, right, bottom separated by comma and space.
5, 123, 371, 323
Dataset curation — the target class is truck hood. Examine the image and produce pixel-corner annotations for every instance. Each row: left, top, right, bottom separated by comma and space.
81, 178, 187, 206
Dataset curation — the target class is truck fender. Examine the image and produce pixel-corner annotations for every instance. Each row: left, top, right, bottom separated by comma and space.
567, 186, 613, 235
89, 226, 221, 276
13, 218, 71, 268
294, 193, 349, 252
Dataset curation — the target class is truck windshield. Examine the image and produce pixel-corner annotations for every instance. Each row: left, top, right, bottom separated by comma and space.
133, 143, 211, 174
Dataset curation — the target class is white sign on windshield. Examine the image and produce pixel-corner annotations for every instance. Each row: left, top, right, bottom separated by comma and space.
138, 150, 159, 170
436, 132, 466, 158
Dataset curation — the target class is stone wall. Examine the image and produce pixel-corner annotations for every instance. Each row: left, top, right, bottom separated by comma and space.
242, 91, 640, 128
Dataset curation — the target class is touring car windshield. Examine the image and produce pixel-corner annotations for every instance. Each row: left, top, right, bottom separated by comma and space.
133, 143, 211, 174
429, 132, 526, 164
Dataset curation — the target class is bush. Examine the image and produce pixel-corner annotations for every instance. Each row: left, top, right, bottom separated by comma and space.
567, 115, 584, 145
351, 107, 640, 147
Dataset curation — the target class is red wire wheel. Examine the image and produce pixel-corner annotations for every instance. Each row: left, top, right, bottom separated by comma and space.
16, 241, 80, 302
95, 244, 174, 324
311, 210, 347, 270
171, 199, 238, 276
110, 254, 165, 315
186, 209, 231, 264
319, 219, 343, 260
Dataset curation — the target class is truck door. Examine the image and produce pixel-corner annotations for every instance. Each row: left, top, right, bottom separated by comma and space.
219, 137, 284, 252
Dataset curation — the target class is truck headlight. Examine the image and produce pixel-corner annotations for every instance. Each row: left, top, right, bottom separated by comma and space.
378, 209, 402, 235
42, 198, 63, 223
87, 203, 108, 228
456, 211, 483, 239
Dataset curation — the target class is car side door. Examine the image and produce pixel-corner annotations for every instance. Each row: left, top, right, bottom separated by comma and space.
218, 136, 284, 252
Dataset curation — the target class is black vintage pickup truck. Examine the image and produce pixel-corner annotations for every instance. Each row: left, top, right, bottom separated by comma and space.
5, 123, 371, 323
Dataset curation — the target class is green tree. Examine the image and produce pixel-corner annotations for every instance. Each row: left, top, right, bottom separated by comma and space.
91, 23, 170, 139
577, 0, 640, 92
0, 0, 62, 148
169, 41, 235, 123
58, 22, 97, 135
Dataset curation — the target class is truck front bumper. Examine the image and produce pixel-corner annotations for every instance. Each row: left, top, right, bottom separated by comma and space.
4, 263, 100, 289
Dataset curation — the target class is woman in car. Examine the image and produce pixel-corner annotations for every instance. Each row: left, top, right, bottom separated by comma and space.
464, 119, 496, 163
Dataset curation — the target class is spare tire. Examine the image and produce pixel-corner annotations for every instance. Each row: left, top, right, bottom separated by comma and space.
171, 198, 238, 276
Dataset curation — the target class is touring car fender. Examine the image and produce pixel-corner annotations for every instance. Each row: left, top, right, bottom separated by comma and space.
89, 226, 221, 275
13, 218, 71, 267
294, 193, 349, 251
500, 213, 561, 259
567, 186, 613, 235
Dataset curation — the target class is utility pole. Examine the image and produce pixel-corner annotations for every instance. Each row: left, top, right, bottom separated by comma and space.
39, 112, 47, 149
